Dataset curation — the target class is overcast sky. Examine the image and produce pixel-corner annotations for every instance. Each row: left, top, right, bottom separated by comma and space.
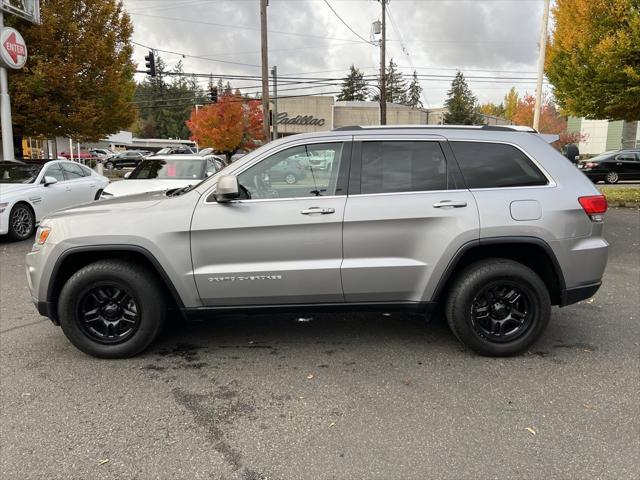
122, 0, 549, 107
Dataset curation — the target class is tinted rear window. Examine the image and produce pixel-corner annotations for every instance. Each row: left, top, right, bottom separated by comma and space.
360, 141, 447, 194
450, 142, 548, 188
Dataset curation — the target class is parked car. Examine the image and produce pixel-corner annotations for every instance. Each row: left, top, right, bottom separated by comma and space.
103, 151, 149, 170
0, 160, 109, 241
89, 148, 114, 161
268, 158, 308, 185
578, 149, 640, 183
27, 125, 608, 359
154, 146, 197, 155
100, 155, 225, 198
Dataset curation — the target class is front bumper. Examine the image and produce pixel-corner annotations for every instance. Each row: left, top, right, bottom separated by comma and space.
0, 205, 10, 235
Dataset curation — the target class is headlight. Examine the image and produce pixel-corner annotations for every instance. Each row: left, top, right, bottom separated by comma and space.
100, 191, 114, 199
0, 202, 8, 213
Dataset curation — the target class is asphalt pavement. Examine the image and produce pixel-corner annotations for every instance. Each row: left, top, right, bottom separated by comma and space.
1, 208, 639, 480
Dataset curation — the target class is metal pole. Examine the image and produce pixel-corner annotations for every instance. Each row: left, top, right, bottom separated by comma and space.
533, 0, 550, 131
0, 12, 16, 161
379, 0, 387, 125
260, 0, 270, 142
271, 65, 278, 140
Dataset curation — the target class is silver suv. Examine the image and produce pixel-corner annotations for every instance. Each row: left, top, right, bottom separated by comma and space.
26, 126, 609, 358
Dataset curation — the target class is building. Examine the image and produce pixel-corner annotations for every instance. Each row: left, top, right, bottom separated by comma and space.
568, 117, 640, 155
272, 96, 511, 137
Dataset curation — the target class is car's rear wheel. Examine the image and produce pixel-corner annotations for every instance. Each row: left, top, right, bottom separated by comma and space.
445, 259, 551, 356
58, 260, 166, 358
605, 170, 619, 184
8, 203, 35, 241
104, 161, 115, 170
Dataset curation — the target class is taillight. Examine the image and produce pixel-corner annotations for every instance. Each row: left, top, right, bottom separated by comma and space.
585, 162, 597, 168
578, 195, 607, 221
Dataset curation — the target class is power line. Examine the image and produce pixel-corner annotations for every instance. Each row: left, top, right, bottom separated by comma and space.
322, 0, 376, 45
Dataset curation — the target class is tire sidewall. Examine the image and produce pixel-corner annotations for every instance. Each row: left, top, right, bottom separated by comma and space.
447, 261, 551, 356
58, 262, 165, 358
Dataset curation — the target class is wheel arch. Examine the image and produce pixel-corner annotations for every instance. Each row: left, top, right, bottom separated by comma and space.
432, 237, 566, 306
46, 245, 185, 323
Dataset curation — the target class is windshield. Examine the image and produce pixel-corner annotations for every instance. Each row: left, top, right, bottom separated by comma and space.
128, 159, 205, 180
0, 163, 42, 184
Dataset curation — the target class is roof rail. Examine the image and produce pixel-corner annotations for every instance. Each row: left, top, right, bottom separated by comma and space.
332, 124, 537, 133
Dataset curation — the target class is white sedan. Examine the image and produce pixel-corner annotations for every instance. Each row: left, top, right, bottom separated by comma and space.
0, 160, 109, 241
100, 155, 225, 198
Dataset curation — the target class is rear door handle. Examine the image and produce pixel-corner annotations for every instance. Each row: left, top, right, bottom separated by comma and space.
301, 207, 335, 215
433, 200, 467, 208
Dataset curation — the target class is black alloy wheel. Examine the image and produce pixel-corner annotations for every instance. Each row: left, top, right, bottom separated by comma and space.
470, 283, 533, 343
78, 284, 141, 344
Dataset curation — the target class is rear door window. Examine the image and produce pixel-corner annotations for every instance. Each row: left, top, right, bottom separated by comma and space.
450, 142, 548, 188
359, 141, 447, 194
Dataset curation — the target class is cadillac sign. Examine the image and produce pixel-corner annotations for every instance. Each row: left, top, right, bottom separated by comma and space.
277, 112, 326, 127
0, 27, 27, 70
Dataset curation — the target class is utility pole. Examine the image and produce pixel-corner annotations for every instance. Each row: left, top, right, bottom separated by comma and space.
379, 0, 387, 125
0, 12, 15, 160
533, 0, 550, 131
260, 0, 270, 142
271, 65, 278, 140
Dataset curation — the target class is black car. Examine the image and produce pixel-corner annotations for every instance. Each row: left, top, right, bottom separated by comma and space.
578, 149, 640, 184
103, 151, 149, 170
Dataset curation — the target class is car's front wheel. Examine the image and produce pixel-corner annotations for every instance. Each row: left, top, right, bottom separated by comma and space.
605, 170, 619, 184
8, 203, 35, 241
58, 260, 166, 358
445, 259, 551, 356
104, 161, 115, 170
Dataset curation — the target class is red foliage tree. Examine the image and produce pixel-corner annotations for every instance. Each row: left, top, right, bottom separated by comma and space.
186, 90, 265, 163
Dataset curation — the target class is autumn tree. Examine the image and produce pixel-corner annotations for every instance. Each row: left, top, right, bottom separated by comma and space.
503, 87, 519, 120
405, 71, 424, 108
337, 65, 369, 101
546, 0, 640, 121
7, 0, 136, 140
186, 90, 265, 162
479, 102, 506, 117
512, 93, 567, 133
443, 72, 483, 125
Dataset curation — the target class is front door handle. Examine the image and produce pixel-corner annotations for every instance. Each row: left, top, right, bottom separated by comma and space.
433, 200, 467, 208
301, 207, 335, 215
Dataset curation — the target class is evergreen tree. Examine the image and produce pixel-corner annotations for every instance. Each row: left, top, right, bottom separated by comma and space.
372, 59, 407, 104
443, 72, 483, 125
337, 65, 369, 101
405, 71, 423, 108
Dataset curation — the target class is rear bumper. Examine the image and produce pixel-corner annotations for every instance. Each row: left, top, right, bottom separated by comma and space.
561, 282, 601, 307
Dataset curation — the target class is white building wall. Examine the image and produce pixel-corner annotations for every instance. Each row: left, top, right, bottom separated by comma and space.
579, 120, 609, 154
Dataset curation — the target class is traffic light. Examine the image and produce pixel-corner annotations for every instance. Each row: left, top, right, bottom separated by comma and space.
144, 50, 156, 77
209, 86, 218, 103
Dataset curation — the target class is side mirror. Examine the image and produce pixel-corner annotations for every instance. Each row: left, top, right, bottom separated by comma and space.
124, 171, 131, 179
43, 176, 58, 186
214, 175, 240, 203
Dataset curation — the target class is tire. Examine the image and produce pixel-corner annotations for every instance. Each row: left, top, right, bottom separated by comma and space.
8, 203, 35, 241
605, 170, 619, 184
94, 189, 103, 201
58, 260, 166, 358
104, 161, 114, 170
445, 259, 551, 357
284, 173, 297, 185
